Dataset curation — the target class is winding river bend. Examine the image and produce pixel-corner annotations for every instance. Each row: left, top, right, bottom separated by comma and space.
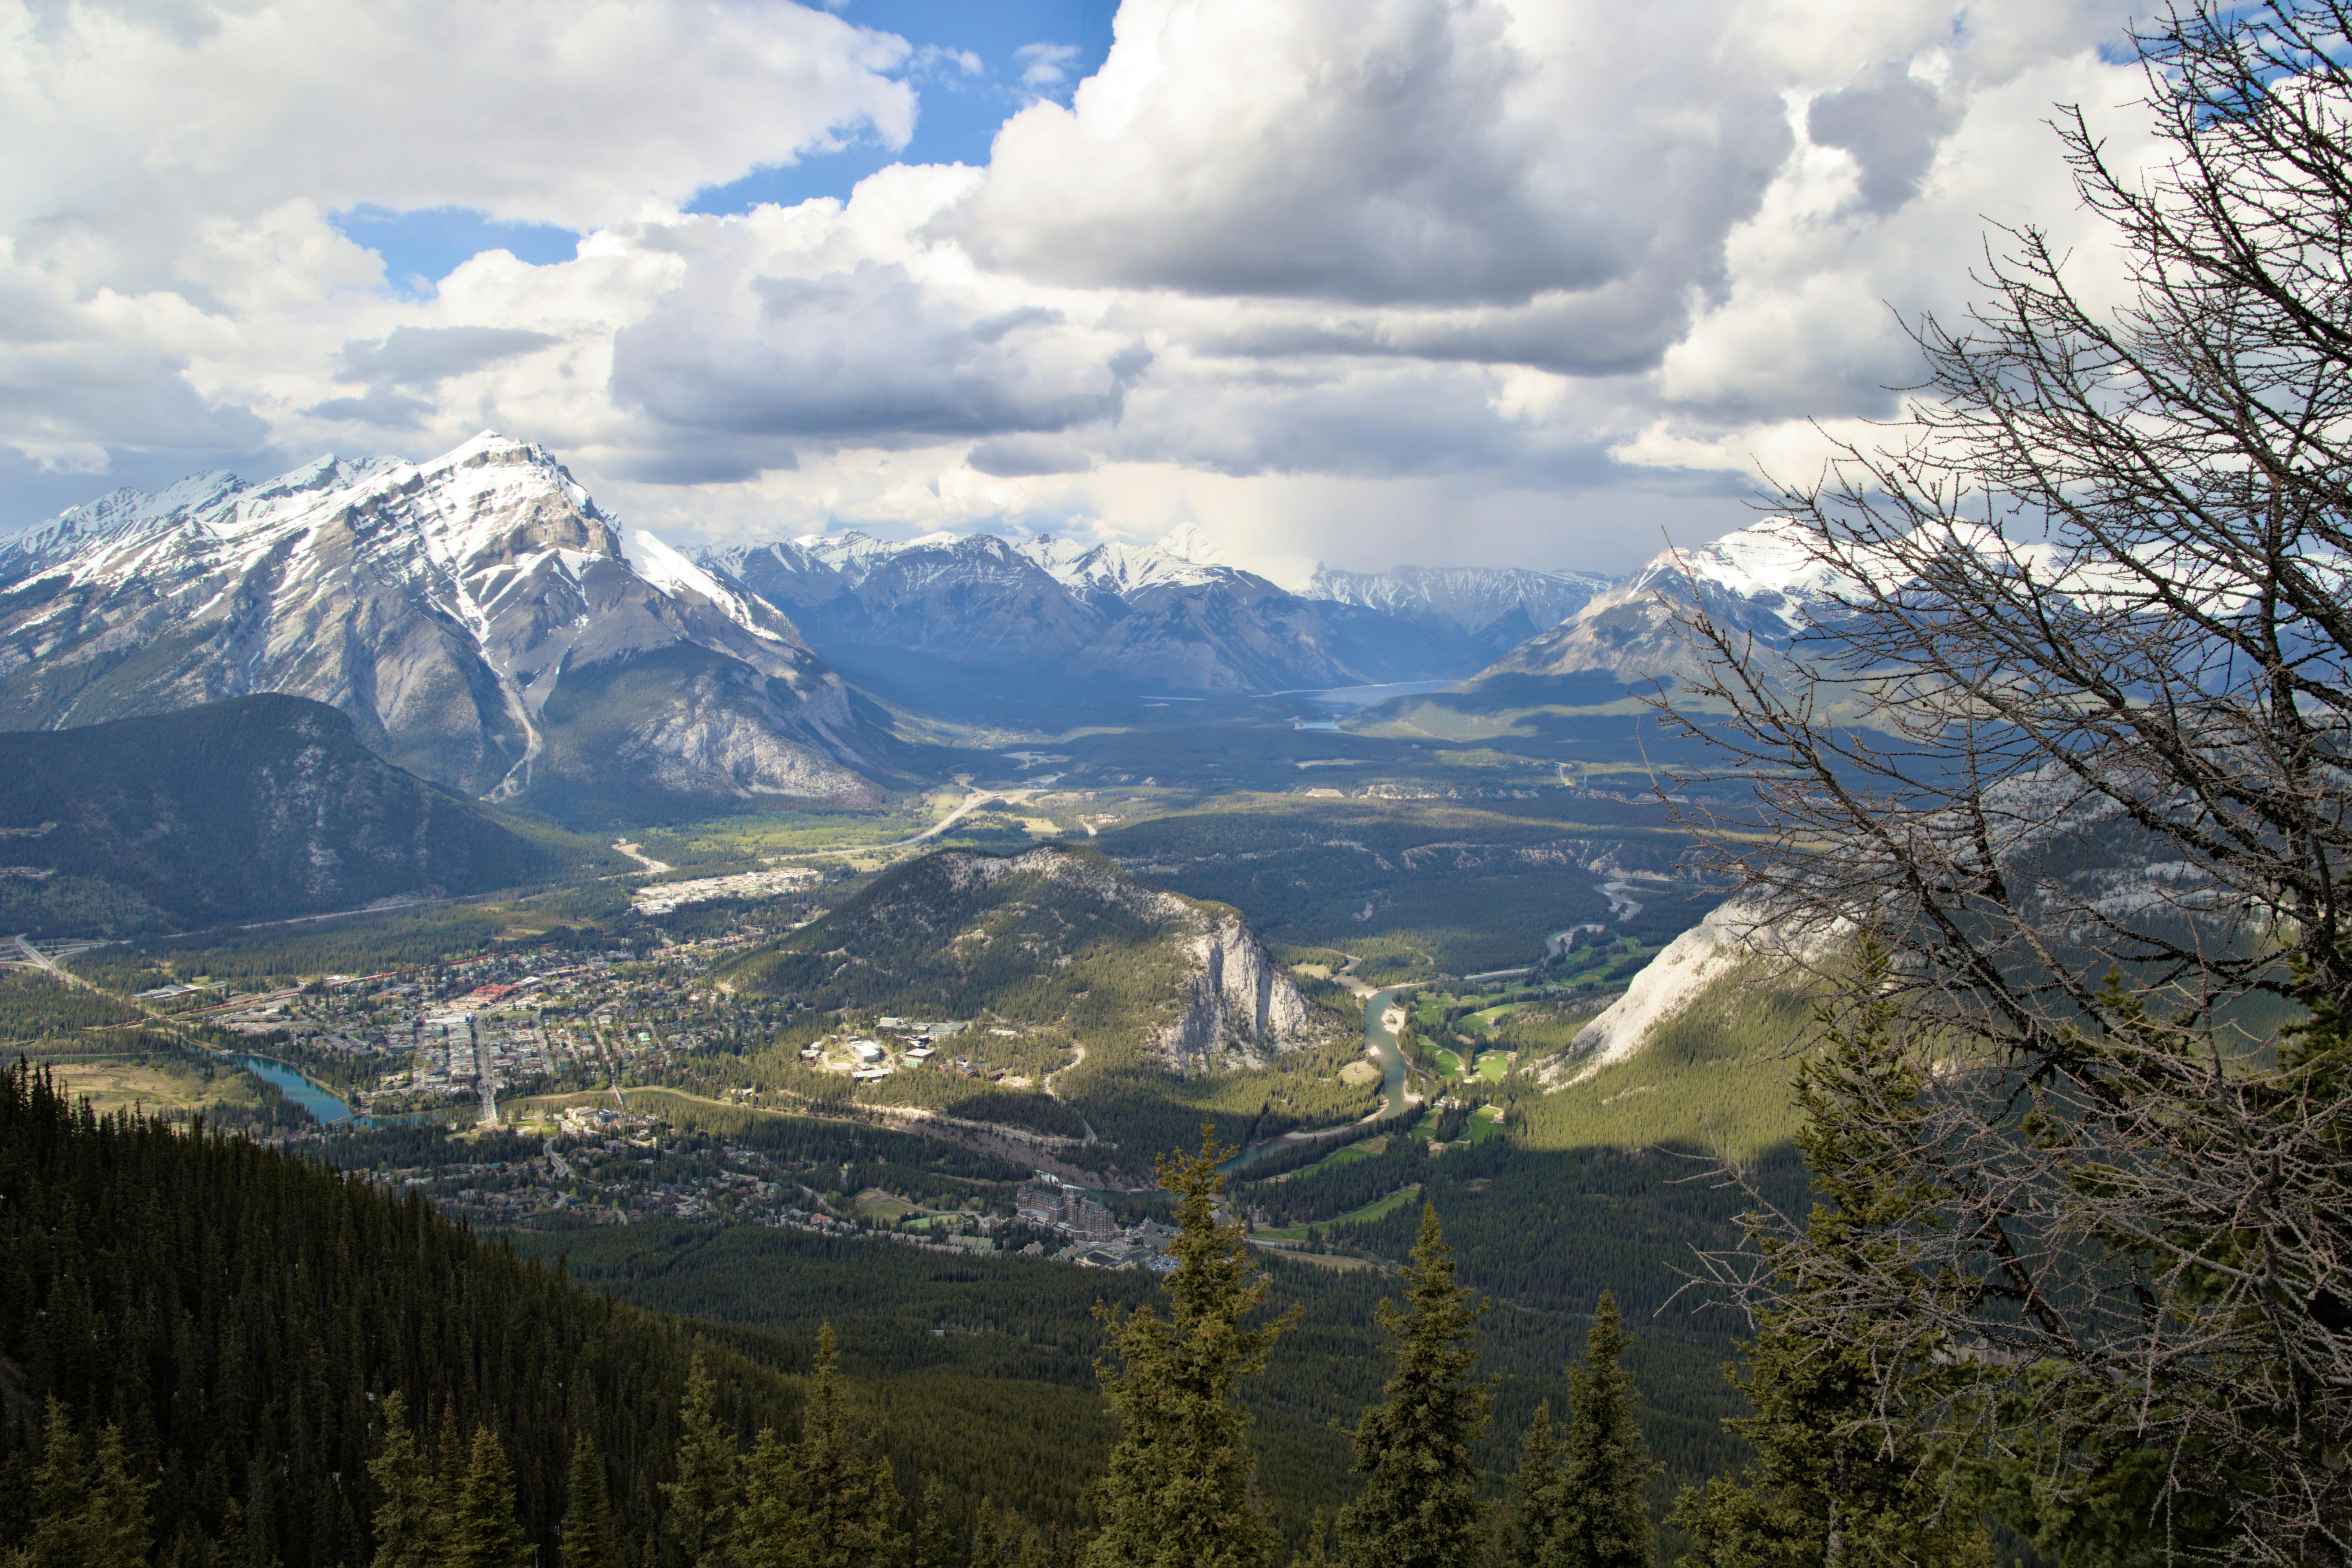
1222, 977, 1416, 1175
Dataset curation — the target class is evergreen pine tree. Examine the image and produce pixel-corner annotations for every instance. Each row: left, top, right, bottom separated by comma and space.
1087, 1130, 1290, 1568
367, 1392, 436, 1568
914, 1478, 961, 1568
13, 1400, 151, 1568
561, 1430, 621, 1568
1668, 956, 1991, 1568
1497, 1403, 1565, 1568
443, 1426, 531, 1568
1334, 1204, 1491, 1568
435, 1406, 470, 1560
16, 1397, 91, 1568
1556, 1292, 1658, 1568
970, 1498, 1003, 1568
789, 1323, 904, 1568
82, 1424, 152, 1568
734, 1426, 799, 1568
1292, 1510, 1332, 1568
662, 1354, 741, 1568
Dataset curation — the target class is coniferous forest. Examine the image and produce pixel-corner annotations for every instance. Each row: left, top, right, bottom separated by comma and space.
0, 1063, 1685, 1568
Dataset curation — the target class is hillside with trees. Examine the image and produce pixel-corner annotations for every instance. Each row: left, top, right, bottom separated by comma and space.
0, 695, 567, 936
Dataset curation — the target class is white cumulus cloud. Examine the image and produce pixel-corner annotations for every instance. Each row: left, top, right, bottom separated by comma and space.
1, 0, 2174, 579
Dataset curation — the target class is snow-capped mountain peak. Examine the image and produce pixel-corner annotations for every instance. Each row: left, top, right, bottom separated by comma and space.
1621, 518, 1850, 630
0, 435, 870, 807
1306, 562, 1615, 642
1476, 518, 1853, 686
1016, 534, 1238, 596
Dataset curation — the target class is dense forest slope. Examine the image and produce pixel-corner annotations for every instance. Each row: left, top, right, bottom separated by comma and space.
0, 695, 563, 936
0, 1061, 802, 1565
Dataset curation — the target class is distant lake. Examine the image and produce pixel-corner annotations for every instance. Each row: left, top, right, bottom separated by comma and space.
1293, 679, 1461, 713
233, 1055, 361, 1126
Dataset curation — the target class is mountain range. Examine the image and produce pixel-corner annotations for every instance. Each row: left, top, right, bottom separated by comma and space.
705, 529, 1609, 692
0, 431, 1858, 807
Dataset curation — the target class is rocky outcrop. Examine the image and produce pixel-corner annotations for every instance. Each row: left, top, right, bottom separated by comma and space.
1160, 913, 1314, 1074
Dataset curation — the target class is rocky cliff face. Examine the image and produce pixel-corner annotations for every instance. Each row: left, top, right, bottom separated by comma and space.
1160, 912, 1315, 1074
0, 434, 875, 811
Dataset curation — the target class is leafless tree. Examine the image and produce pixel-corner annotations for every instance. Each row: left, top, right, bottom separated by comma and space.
1661, 4, 2352, 1562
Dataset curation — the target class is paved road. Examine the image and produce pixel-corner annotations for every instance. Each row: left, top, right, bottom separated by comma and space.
11, 934, 102, 991
472, 1018, 499, 1127
891, 787, 1041, 849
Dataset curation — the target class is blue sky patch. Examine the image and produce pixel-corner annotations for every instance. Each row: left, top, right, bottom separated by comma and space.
334, 205, 581, 295
686, 0, 1119, 214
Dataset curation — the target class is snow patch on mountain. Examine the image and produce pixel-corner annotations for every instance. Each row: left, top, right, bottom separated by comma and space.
1473, 518, 1857, 686
628, 528, 788, 644
1154, 521, 1227, 566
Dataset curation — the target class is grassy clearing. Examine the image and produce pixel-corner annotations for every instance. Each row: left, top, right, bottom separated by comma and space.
40, 1057, 259, 1118
1254, 1245, 1379, 1273
1257, 1182, 1422, 1241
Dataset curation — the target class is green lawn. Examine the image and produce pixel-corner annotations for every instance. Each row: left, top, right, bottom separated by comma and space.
1257, 1182, 1422, 1241
1476, 1053, 1509, 1083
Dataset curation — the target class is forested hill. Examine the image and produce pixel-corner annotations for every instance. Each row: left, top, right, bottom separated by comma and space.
0, 695, 560, 936
0, 1060, 798, 1565
702, 844, 1378, 1170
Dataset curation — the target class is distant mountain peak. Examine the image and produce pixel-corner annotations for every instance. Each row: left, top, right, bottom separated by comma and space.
1473, 518, 1850, 687
1153, 521, 1227, 566
1306, 561, 1615, 650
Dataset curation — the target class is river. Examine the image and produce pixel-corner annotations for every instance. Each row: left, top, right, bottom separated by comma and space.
1222, 981, 1415, 1174
232, 1055, 363, 1126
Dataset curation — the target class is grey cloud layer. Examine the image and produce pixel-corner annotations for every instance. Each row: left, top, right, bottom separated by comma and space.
607, 255, 1149, 476
1807, 64, 1963, 213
